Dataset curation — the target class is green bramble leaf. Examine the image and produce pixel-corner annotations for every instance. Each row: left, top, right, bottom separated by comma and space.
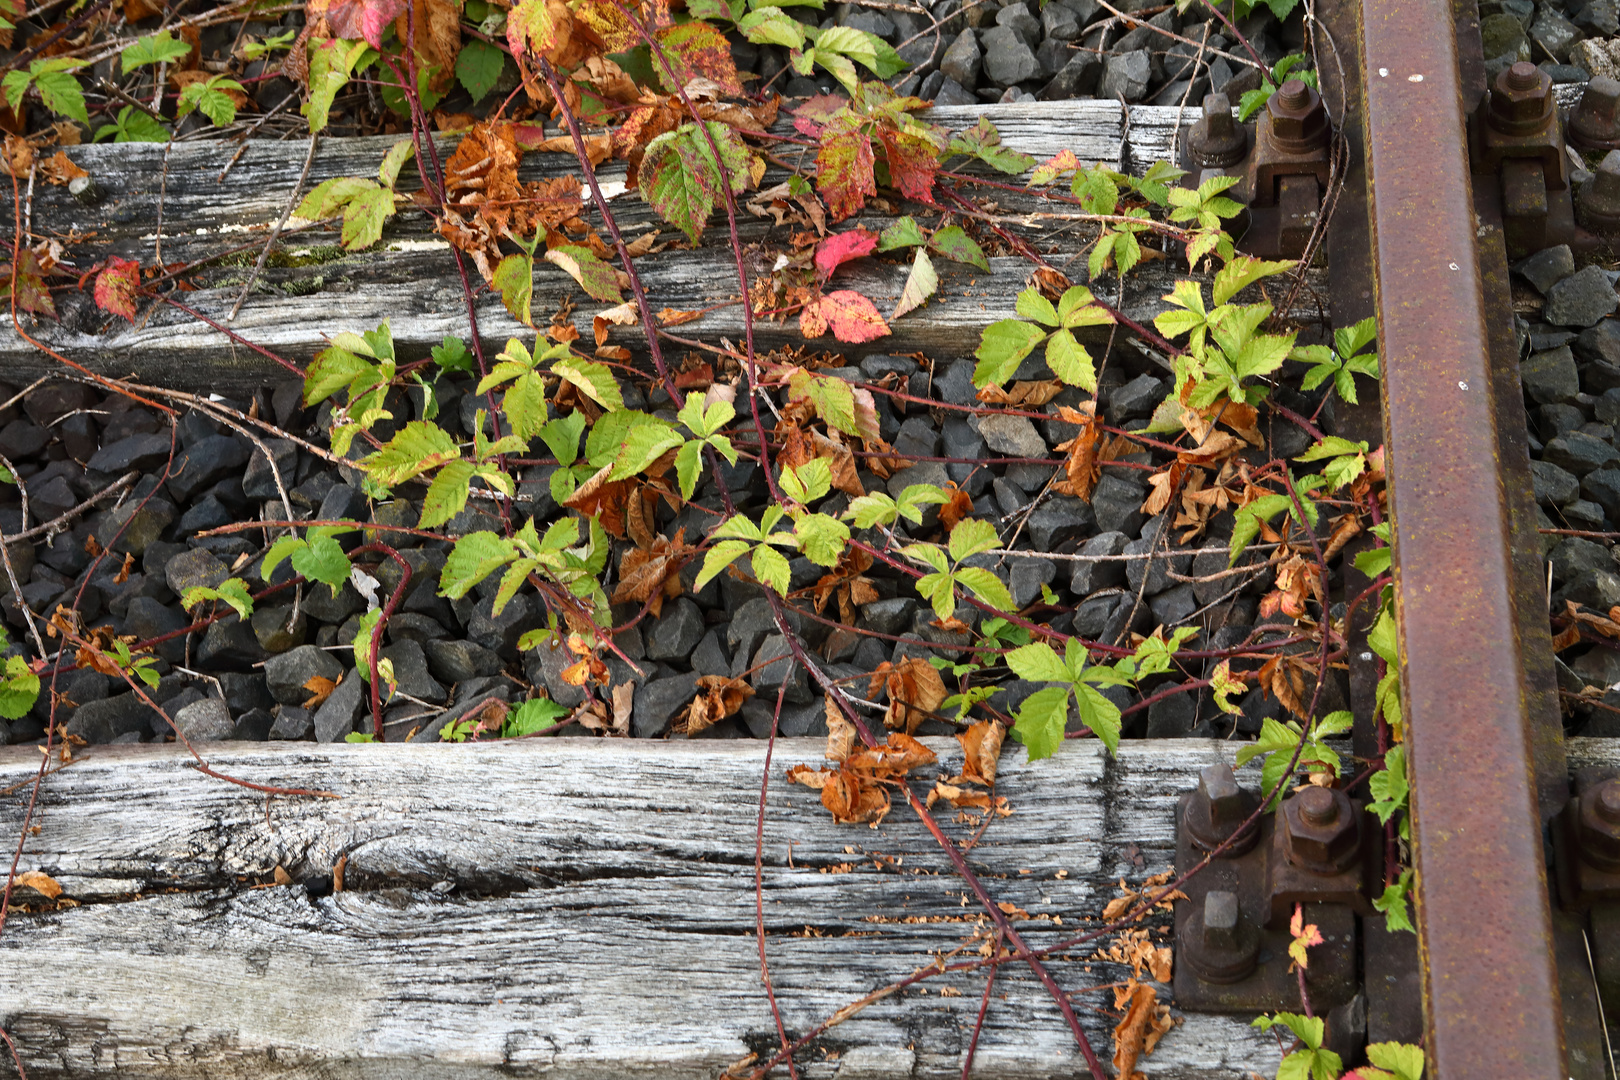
974, 320, 1048, 388
291, 534, 352, 597
1011, 686, 1069, 761
122, 31, 192, 73
455, 37, 506, 104
93, 105, 169, 143
0, 656, 40, 720
176, 76, 245, 128
927, 225, 989, 271
440, 531, 519, 599
544, 244, 624, 303
180, 578, 255, 622
878, 215, 927, 251
505, 697, 569, 737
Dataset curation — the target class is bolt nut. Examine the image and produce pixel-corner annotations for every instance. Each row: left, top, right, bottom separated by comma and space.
1487, 61, 1554, 137
1281, 786, 1360, 875
1265, 77, 1329, 154
1570, 75, 1620, 150
1577, 777, 1620, 871
1578, 149, 1620, 232
1181, 890, 1260, 983
1190, 92, 1247, 169
1185, 761, 1259, 856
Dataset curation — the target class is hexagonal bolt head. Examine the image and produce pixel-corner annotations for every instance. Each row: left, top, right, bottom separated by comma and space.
1183, 889, 1259, 983
1186, 761, 1258, 854
1487, 61, 1554, 136
1579, 149, 1620, 232
1190, 92, 1246, 168
1578, 777, 1620, 870
1281, 786, 1360, 874
1265, 77, 1328, 153
1572, 76, 1620, 148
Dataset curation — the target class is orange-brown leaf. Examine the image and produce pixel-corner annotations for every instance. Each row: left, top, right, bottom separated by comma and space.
675, 674, 754, 735
611, 528, 690, 617
938, 482, 975, 533
955, 720, 1004, 786
302, 674, 339, 709
878, 656, 948, 733
14, 870, 62, 899
1112, 979, 1172, 1080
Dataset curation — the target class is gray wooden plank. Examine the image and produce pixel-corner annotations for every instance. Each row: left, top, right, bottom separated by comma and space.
0, 737, 1280, 1078
2, 102, 1148, 389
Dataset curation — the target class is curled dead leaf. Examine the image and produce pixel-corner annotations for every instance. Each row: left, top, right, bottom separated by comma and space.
868, 657, 947, 734
955, 720, 1004, 787
302, 673, 340, 709
676, 674, 754, 735
1112, 978, 1176, 1080
14, 870, 62, 899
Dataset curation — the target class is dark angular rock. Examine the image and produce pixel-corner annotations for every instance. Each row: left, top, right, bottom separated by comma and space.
269, 705, 315, 740
242, 439, 299, 501
1145, 690, 1196, 737
1041, 0, 1079, 39
1523, 346, 1581, 403
177, 495, 232, 535
57, 413, 97, 461
1544, 430, 1620, 474
1104, 373, 1166, 423
1011, 557, 1057, 608
88, 432, 173, 475
1533, 458, 1582, 506
1071, 531, 1128, 594
862, 597, 918, 635
1090, 474, 1147, 536
164, 547, 229, 596
424, 638, 504, 684
166, 435, 251, 503
1551, 537, 1613, 582
314, 670, 365, 741
64, 693, 150, 744
217, 672, 273, 715
1039, 52, 1103, 97
692, 629, 730, 677
468, 592, 537, 660
384, 612, 450, 643
23, 382, 96, 427
250, 605, 306, 653
1027, 496, 1095, 549
981, 25, 1039, 85
380, 639, 447, 704
1515, 244, 1576, 293
264, 644, 343, 706
752, 634, 812, 704
95, 498, 175, 557
932, 74, 980, 105
125, 596, 188, 663
1539, 403, 1586, 439
946, 28, 978, 86
1567, 499, 1608, 528
231, 707, 275, 740
1124, 535, 1193, 596
1149, 583, 1198, 627
1577, 318, 1620, 366
994, 2, 1040, 45
174, 697, 234, 741
1558, 567, 1620, 608
1583, 468, 1620, 519
634, 673, 701, 737
1530, 6, 1581, 62
1101, 49, 1152, 101
1544, 264, 1619, 327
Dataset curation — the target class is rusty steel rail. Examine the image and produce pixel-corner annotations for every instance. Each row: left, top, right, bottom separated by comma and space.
1357, 0, 1569, 1072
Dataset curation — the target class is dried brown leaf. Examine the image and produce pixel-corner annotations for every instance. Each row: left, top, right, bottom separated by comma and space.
302, 674, 339, 709
14, 870, 61, 899
955, 720, 1004, 787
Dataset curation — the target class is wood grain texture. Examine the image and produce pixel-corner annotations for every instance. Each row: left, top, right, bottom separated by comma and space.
0, 736, 1280, 1078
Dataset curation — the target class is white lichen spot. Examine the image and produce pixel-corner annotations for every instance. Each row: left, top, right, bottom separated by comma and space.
1459, 381, 1469, 390
1408, 73, 1424, 82
1378, 67, 1389, 77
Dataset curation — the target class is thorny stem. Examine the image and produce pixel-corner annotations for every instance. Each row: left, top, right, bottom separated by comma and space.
756, 683, 801, 1080
349, 543, 413, 740
962, 933, 1004, 1080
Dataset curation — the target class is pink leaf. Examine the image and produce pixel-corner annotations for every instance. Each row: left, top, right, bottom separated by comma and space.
806, 289, 890, 344
93, 257, 140, 322
814, 228, 877, 282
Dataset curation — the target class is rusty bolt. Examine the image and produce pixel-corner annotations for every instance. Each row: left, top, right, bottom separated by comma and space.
1281, 786, 1360, 875
1182, 890, 1259, 983
1265, 77, 1328, 154
1185, 761, 1259, 856
1570, 76, 1620, 150
1190, 92, 1247, 169
1578, 149, 1620, 232
1487, 61, 1554, 137
1577, 777, 1620, 871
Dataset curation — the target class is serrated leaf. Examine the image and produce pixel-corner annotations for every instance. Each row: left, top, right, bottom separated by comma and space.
973, 320, 1047, 387
1011, 686, 1069, 761
750, 543, 792, 595
1354, 545, 1391, 579
927, 224, 989, 271
953, 566, 1014, 613
814, 228, 878, 280
654, 20, 743, 95
34, 68, 87, 126
418, 459, 476, 528
610, 423, 685, 480
1015, 287, 1059, 326
440, 531, 518, 599
815, 115, 877, 221
491, 252, 533, 326
892, 248, 937, 320
947, 518, 1000, 561
1045, 329, 1096, 390
94, 256, 141, 322
0, 655, 39, 720
363, 421, 462, 485
339, 184, 394, 250
544, 244, 623, 303
455, 37, 505, 103
795, 512, 850, 566
1006, 642, 1069, 683
122, 30, 192, 73
739, 6, 806, 49
552, 358, 625, 412
878, 216, 926, 251
291, 534, 352, 596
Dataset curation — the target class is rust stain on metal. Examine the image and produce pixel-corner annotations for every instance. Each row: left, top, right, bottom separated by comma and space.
1359, 0, 1567, 1073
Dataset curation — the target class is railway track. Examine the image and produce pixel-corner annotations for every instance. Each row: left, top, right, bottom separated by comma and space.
6, 0, 1620, 1074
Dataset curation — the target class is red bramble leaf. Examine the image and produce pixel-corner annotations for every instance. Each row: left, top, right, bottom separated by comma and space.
877, 126, 939, 204
94, 257, 141, 322
800, 289, 890, 344
3, 250, 56, 319
816, 118, 876, 222
326, 0, 407, 49
653, 21, 743, 96
814, 228, 877, 282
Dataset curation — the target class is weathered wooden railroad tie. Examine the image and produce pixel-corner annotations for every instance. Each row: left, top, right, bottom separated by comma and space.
13, 0, 1620, 1072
